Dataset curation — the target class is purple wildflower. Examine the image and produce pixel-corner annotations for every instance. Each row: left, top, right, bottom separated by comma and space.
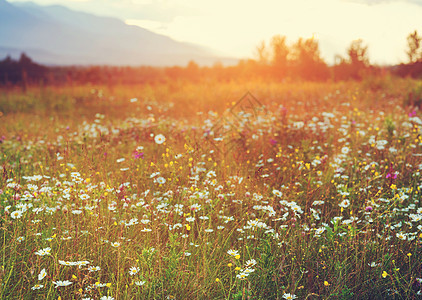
386, 172, 397, 179
133, 151, 144, 159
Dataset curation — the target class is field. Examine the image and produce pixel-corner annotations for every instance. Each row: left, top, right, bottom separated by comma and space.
1, 78, 422, 299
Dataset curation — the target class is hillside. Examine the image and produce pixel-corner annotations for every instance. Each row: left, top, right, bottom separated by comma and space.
0, 0, 232, 66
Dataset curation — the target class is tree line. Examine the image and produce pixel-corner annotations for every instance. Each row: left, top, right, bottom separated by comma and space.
0, 53, 48, 87
254, 36, 372, 80
1, 30, 422, 86
254, 30, 422, 81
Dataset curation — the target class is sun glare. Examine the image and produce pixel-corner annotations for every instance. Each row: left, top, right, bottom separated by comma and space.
123, 0, 422, 64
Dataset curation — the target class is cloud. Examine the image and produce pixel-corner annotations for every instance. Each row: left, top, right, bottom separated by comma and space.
345, 0, 422, 5
409, 0, 422, 5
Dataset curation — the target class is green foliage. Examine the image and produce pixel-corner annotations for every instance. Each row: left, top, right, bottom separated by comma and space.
333, 286, 354, 300
404, 81, 422, 108
385, 115, 396, 138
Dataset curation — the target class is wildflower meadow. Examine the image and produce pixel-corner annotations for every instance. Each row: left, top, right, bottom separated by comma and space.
1, 78, 422, 299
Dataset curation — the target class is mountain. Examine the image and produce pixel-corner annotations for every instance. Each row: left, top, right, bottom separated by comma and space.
0, 0, 233, 66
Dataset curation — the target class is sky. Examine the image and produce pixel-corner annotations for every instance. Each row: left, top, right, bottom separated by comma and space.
8, 0, 422, 65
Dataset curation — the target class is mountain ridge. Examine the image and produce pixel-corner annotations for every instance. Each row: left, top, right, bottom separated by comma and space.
0, 0, 236, 66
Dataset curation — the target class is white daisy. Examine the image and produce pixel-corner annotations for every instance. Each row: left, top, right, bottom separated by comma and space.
154, 134, 166, 144
129, 266, 139, 276
35, 247, 51, 256
31, 284, 44, 290
11, 210, 23, 219
38, 268, 47, 280
53, 280, 73, 288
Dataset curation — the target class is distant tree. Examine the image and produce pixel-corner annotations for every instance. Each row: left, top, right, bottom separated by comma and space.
406, 30, 422, 63
165, 65, 184, 81
252, 40, 272, 78
332, 54, 350, 80
3, 55, 12, 64
19, 53, 33, 65
19, 53, 32, 91
334, 39, 370, 80
186, 60, 200, 81
255, 40, 270, 65
290, 37, 329, 80
0, 53, 47, 86
347, 39, 369, 68
270, 35, 290, 78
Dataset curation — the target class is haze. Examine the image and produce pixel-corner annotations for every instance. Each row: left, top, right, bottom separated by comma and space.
8, 0, 422, 65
